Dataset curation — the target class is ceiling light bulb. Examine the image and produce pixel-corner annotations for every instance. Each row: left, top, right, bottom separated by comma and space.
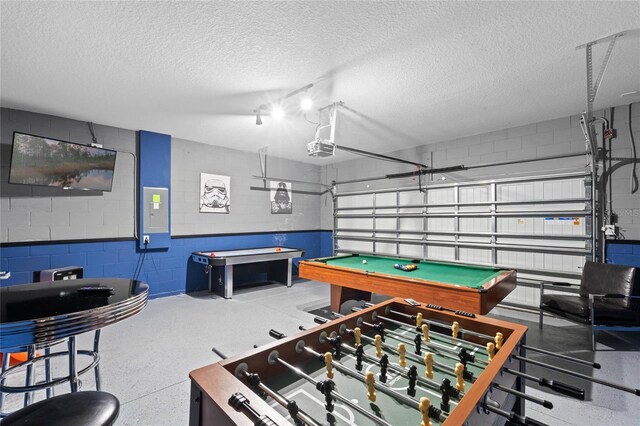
271, 105, 285, 120
300, 98, 313, 111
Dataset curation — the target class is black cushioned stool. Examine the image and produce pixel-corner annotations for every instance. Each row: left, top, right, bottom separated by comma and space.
2, 391, 119, 426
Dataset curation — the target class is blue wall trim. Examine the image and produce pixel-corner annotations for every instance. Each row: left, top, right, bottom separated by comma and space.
606, 240, 640, 267
138, 130, 171, 250
0, 231, 333, 298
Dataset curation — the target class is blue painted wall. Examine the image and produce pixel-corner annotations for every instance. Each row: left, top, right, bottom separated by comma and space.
0, 230, 333, 298
138, 130, 171, 250
606, 240, 640, 267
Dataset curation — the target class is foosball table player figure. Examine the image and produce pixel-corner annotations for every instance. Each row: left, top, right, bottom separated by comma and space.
189, 298, 640, 426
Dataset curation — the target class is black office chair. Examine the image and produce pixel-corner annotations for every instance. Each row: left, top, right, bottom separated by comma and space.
1, 391, 119, 426
539, 261, 640, 350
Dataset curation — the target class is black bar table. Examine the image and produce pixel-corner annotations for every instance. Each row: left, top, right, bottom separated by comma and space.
0, 278, 148, 410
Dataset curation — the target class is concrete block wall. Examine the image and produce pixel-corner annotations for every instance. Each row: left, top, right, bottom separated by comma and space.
322, 102, 640, 240
1, 108, 332, 294
171, 138, 322, 235
0, 231, 329, 297
1, 108, 137, 242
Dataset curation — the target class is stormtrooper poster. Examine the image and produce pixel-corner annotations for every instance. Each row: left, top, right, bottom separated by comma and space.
200, 173, 230, 213
270, 181, 292, 214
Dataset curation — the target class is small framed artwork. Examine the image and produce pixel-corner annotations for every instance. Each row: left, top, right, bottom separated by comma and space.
200, 173, 230, 213
271, 181, 292, 214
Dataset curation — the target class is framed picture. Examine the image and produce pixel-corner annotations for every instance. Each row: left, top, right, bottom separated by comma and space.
200, 173, 230, 213
270, 181, 292, 214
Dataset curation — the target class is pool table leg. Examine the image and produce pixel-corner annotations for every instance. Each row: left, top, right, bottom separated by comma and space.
330, 285, 372, 313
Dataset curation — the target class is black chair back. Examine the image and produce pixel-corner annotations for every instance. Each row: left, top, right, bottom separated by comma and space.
579, 261, 639, 310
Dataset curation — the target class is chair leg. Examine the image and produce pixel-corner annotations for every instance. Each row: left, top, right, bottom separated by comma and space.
67, 337, 79, 392
23, 345, 36, 407
44, 347, 53, 399
539, 310, 544, 329
591, 327, 596, 351
0, 352, 10, 413
93, 330, 102, 391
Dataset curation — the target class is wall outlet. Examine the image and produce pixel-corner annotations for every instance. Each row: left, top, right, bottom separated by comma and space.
143, 235, 150, 244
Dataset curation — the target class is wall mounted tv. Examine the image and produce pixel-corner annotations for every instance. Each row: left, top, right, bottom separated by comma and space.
8, 132, 117, 191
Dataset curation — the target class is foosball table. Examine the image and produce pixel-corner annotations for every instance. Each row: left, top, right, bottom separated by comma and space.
188, 298, 543, 425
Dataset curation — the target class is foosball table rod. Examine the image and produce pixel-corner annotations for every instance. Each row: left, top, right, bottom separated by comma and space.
296, 344, 449, 424
352, 315, 489, 368
504, 369, 585, 400
301, 323, 464, 407
363, 304, 605, 370
351, 308, 491, 354
342, 327, 475, 384
339, 338, 462, 404
306, 321, 585, 403
481, 402, 548, 426
240, 371, 323, 426
512, 354, 640, 396
271, 355, 396, 426
228, 392, 278, 426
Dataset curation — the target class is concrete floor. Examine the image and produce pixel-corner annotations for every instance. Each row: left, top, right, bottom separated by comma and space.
2, 279, 640, 425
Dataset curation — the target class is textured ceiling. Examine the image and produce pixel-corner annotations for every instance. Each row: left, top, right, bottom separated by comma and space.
1, 1, 639, 164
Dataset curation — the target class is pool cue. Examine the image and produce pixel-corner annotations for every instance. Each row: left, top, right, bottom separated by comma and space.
273, 356, 395, 426
241, 371, 323, 426
482, 403, 549, 426
299, 345, 449, 424
512, 354, 640, 396
504, 368, 585, 400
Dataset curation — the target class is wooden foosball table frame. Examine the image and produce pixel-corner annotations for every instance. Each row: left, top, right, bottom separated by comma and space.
189, 298, 528, 425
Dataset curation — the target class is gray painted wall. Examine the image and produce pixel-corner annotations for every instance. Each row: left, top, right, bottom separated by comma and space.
1, 108, 137, 242
171, 138, 322, 235
1, 108, 322, 243
321, 103, 640, 240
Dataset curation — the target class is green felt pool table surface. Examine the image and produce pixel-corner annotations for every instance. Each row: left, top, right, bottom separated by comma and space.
324, 255, 504, 288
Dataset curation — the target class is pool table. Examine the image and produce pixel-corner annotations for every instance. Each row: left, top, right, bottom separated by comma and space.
298, 254, 516, 315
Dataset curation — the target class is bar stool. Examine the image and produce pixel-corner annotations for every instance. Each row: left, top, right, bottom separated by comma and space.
1, 391, 119, 426
0, 331, 102, 416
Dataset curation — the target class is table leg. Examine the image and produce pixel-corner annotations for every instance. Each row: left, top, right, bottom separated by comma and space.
330, 285, 372, 313
224, 265, 233, 299
286, 259, 293, 287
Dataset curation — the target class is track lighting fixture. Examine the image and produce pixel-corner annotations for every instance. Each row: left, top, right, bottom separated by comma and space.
253, 83, 314, 125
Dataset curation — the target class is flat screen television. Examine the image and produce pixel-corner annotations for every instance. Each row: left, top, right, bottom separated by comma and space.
8, 132, 117, 191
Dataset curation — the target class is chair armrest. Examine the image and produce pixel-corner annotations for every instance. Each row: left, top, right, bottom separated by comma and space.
588, 294, 640, 299
540, 281, 574, 299
542, 282, 573, 287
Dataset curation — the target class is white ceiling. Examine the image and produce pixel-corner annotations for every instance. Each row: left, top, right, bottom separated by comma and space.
1, 1, 639, 164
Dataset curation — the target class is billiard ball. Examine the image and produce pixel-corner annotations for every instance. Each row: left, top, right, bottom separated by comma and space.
362, 260, 368, 264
